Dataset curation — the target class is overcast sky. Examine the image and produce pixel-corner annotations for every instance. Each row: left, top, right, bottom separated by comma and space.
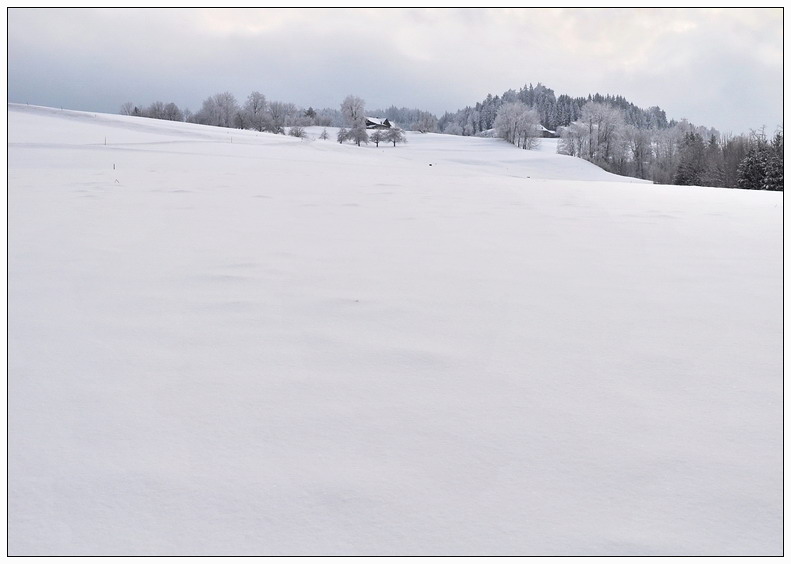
7, 7, 784, 136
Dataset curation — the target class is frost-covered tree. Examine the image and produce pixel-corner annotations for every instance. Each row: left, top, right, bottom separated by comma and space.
337, 128, 348, 144
596, 105, 625, 163
195, 92, 239, 128
146, 101, 166, 120
370, 130, 384, 147
516, 109, 541, 150
288, 126, 306, 138
442, 122, 463, 136
557, 122, 587, 158
163, 102, 183, 122
384, 127, 407, 147
120, 102, 136, 116
347, 125, 369, 147
315, 107, 343, 127
622, 124, 652, 179
267, 101, 297, 134
214, 92, 240, 128
369, 106, 439, 132
341, 95, 366, 128
494, 102, 520, 145
319, 128, 330, 140
494, 102, 540, 150
579, 102, 614, 163
242, 91, 269, 132
413, 111, 438, 133
561, 101, 627, 168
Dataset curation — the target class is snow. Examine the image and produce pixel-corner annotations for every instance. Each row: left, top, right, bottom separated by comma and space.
7, 103, 783, 556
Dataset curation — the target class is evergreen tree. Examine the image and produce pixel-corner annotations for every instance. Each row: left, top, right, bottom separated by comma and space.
763, 153, 783, 191
763, 130, 784, 191
722, 135, 750, 188
737, 147, 768, 190
701, 135, 726, 187
674, 132, 706, 185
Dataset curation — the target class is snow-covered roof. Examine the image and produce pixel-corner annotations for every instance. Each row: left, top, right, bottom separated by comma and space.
365, 117, 393, 128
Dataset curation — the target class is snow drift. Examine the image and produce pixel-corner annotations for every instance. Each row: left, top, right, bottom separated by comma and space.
7, 104, 783, 556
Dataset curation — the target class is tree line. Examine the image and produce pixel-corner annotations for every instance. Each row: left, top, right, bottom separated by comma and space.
121, 83, 782, 190
437, 82, 781, 190
555, 101, 782, 190
121, 93, 343, 132
121, 92, 408, 147
436, 83, 669, 136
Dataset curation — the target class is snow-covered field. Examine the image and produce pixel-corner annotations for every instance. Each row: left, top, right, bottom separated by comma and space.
7, 104, 783, 556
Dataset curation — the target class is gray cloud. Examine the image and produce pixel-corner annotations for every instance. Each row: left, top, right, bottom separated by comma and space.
8, 8, 783, 135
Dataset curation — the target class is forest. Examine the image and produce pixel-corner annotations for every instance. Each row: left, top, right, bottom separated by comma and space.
436, 83, 782, 191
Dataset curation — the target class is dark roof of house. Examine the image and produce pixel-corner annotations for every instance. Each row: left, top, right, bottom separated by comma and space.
365, 117, 392, 128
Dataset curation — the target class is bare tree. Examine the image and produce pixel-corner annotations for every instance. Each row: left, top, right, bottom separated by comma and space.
120, 102, 136, 116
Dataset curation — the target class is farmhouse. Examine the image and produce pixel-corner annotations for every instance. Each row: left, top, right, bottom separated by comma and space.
365, 117, 392, 130
538, 124, 558, 138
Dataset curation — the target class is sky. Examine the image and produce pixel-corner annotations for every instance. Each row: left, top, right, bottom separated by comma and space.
6, 7, 784, 136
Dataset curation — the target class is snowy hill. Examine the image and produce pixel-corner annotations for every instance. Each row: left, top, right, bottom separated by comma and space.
7, 104, 783, 556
